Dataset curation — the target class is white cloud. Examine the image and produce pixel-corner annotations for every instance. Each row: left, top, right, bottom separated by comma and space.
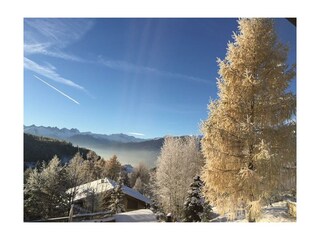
24, 57, 84, 90
34, 75, 80, 105
24, 43, 84, 62
98, 57, 213, 85
25, 18, 94, 46
128, 132, 145, 137
24, 18, 94, 61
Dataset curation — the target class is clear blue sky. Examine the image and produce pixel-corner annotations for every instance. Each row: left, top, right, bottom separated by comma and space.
24, 18, 296, 139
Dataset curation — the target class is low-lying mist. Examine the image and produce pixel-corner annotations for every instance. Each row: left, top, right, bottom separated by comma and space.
92, 147, 159, 168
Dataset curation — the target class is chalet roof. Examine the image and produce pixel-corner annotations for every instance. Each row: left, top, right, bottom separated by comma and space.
67, 178, 151, 204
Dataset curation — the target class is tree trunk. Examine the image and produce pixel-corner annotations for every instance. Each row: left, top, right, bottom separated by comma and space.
248, 207, 256, 222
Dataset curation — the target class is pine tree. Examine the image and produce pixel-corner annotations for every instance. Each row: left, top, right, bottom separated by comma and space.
201, 18, 296, 221
149, 199, 165, 221
108, 177, 126, 214
183, 176, 204, 222
200, 200, 213, 222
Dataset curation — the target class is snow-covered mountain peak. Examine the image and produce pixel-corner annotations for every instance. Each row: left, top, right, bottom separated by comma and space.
23, 125, 145, 143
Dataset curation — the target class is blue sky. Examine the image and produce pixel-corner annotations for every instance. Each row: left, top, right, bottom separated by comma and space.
24, 18, 296, 138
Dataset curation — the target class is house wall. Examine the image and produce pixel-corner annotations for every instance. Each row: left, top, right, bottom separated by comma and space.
125, 195, 147, 211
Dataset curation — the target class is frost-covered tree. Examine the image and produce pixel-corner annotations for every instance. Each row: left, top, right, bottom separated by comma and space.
105, 155, 122, 181
201, 18, 296, 221
24, 155, 69, 220
86, 150, 100, 162
155, 136, 204, 221
130, 162, 150, 186
66, 152, 86, 203
133, 177, 144, 193
120, 169, 130, 187
79, 159, 95, 182
24, 167, 33, 184
130, 162, 150, 194
85, 150, 104, 181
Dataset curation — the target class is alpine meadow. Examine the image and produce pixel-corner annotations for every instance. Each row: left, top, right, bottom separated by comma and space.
24, 18, 296, 222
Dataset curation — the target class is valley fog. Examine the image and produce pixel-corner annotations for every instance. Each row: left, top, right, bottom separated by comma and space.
91, 147, 159, 168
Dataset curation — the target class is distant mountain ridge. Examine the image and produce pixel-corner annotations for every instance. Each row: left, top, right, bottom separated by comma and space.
23, 125, 200, 168
24, 125, 146, 143
24, 125, 164, 167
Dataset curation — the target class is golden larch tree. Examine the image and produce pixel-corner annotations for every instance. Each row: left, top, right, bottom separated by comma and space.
201, 18, 296, 221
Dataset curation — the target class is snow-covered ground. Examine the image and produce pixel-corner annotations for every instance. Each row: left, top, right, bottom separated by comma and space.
256, 201, 296, 222
236, 201, 296, 222
211, 201, 296, 222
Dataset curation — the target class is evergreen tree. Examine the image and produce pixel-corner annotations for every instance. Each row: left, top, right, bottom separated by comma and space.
183, 175, 212, 222
201, 18, 296, 221
149, 199, 165, 222
183, 176, 203, 222
108, 177, 125, 214
200, 201, 213, 222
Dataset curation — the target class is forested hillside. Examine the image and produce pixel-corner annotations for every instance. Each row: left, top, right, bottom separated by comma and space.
24, 133, 91, 168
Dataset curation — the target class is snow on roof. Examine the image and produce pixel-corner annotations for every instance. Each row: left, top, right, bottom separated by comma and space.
121, 183, 151, 204
115, 209, 157, 222
67, 178, 151, 204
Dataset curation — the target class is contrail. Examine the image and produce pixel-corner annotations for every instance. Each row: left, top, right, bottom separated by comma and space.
34, 75, 80, 105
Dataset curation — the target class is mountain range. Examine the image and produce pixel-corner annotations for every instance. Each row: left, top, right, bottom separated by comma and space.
24, 125, 146, 143
24, 125, 164, 167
